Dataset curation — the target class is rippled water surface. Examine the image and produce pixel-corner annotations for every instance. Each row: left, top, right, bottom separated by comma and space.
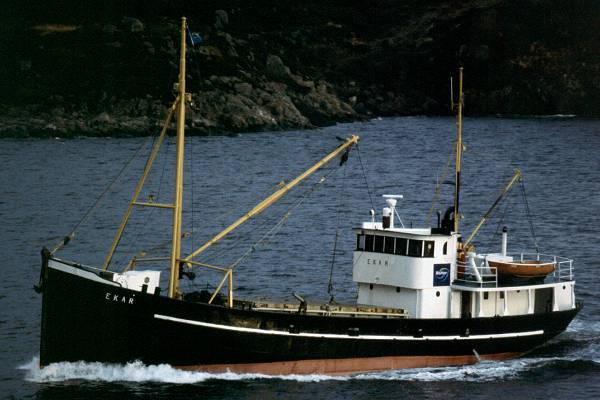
1, 116, 599, 399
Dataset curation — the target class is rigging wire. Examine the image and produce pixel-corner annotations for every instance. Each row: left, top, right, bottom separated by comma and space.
119, 128, 173, 266
474, 172, 540, 254
189, 123, 195, 256
180, 131, 197, 292
198, 190, 296, 263
50, 137, 152, 254
426, 139, 455, 226
355, 144, 375, 212
185, 20, 204, 257
191, 181, 287, 239
227, 166, 343, 271
488, 190, 513, 251
215, 169, 338, 267
327, 161, 348, 304
519, 177, 540, 253
199, 165, 342, 265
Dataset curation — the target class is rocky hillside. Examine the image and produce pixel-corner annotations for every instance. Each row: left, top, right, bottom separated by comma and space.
1, 0, 599, 136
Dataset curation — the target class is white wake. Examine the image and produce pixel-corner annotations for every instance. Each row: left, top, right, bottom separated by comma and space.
19, 354, 597, 384
19, 357, 343, 383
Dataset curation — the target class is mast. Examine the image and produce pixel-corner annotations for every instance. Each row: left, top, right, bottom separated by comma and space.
453, 67, 464, 233
168, 17, 188, 299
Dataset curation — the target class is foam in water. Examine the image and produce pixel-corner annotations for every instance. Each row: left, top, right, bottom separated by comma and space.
355, 358, 568, 382
19, 357, 344, 384
17, 355, 592, 384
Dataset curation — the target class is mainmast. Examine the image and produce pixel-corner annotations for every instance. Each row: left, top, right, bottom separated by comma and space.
168, 17, 188, 299
453, 67, 464, 233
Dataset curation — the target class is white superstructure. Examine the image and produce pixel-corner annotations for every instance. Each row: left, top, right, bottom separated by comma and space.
352, 199, 576, 319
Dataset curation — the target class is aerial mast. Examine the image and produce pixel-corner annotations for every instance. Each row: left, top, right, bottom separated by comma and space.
168, 17, 188, 299
453, 67, 464, 233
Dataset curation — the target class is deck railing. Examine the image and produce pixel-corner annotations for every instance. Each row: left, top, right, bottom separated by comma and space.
453, 252, 574, 288
521, 252, 574, 282
454, 258, 498, 287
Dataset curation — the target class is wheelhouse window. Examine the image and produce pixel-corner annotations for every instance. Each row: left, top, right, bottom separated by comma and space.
424, 241, 435, 258
356, 234, 365, 251
408, 239, 423, 257
364, 234, 374, 252
384, 237, 395, 254
395, 238, 407, 255
374, 235, 384, 253
359, 234, 434, 258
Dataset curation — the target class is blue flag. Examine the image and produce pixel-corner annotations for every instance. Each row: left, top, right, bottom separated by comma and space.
188, 30, 203, 46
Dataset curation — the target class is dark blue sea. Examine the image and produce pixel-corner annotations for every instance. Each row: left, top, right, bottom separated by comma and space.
1, 116, 599, 399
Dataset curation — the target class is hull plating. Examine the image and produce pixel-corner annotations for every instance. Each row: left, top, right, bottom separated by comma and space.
40, 259, 580, 374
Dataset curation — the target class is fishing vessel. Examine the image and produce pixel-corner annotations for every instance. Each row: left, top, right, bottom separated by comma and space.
37, 18, 580, 375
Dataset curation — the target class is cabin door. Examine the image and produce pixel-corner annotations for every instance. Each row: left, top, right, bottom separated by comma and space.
461, 292, 472, 318
534, 287, 554, 314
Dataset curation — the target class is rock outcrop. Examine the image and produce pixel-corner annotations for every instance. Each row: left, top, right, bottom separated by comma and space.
1, 0, 598, 136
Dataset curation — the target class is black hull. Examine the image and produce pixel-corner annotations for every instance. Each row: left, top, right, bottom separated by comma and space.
40, 258, 580, 374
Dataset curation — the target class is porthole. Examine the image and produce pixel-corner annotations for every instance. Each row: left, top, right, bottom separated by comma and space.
435, 291, 440, 297
396, 287, 401, 293
563, 285, 566, 290
369, 284, 374, 290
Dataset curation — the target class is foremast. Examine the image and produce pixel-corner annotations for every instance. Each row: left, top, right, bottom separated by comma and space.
99, 17, 359, 302
168, 17, 188, 299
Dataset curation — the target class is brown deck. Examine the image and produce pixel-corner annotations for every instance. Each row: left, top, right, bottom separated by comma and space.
250, 302, 408, 318
175, 352, 521, 375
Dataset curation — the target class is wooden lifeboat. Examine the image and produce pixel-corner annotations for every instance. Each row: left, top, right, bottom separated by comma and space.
488, 259, 556, 279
